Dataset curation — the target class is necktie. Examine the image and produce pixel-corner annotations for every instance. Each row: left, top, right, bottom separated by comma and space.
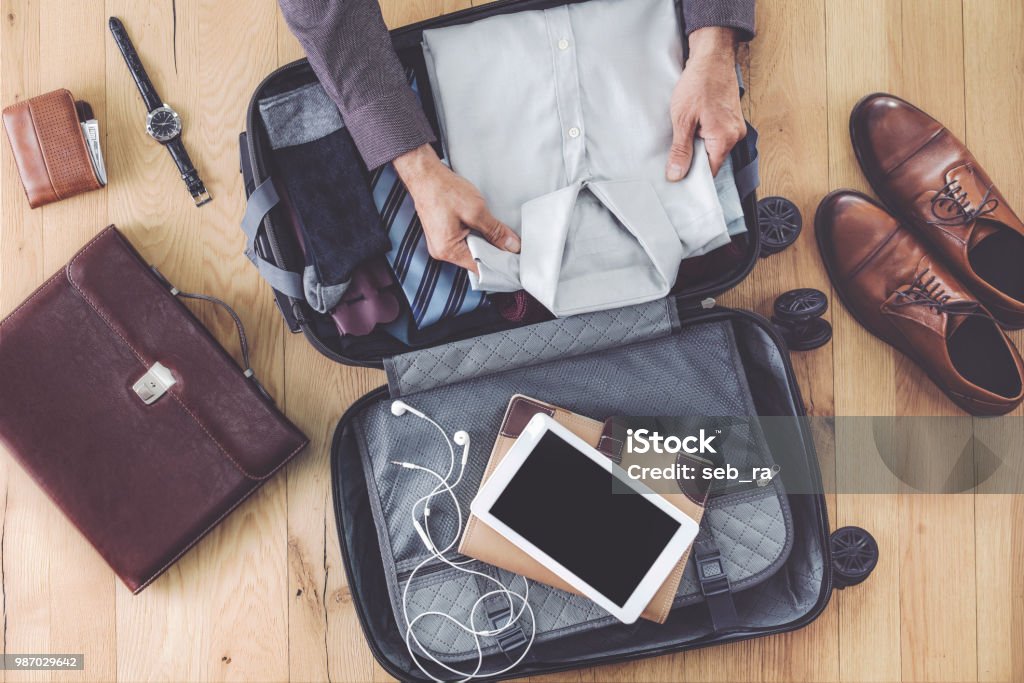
370, 75, 487, 329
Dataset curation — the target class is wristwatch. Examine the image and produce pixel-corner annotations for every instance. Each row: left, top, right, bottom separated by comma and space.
108, 17, 212, 207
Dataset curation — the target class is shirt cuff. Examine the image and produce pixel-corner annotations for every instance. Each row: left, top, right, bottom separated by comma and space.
684, 0, 756, 42
343, 87, 437, 171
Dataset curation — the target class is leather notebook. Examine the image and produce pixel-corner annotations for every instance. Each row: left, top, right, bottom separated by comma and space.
0, 226, 309, 593
459, 395, 708, 624
2, 89, 105, 208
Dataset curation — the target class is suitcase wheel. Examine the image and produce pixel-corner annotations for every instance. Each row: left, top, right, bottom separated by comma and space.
830, 526, 879, 589
771, 288, 832, 351
774, 288, 828, 321
757, 196, 802, 257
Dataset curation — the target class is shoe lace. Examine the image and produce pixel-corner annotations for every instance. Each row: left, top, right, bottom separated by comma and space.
892, 268, 989, 319
928, 178, 999, 227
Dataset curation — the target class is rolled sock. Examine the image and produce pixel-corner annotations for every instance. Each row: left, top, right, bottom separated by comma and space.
259, 85, 389, 312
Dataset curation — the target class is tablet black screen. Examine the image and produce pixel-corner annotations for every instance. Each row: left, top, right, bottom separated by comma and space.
489, 430, 683, 607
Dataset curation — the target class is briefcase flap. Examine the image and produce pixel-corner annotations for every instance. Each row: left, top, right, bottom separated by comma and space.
63, 226, 298, 480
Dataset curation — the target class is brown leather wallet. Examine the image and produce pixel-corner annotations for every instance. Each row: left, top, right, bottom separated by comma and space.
0, 226, 309, 593
459, 395, 708, 624
2, 89, 104, 208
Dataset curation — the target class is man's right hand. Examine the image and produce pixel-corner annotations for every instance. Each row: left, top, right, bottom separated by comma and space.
665, 27, 746, 181
393, 144, 520, 274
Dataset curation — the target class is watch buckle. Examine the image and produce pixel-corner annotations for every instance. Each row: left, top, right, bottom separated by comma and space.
193, 189, 213, 207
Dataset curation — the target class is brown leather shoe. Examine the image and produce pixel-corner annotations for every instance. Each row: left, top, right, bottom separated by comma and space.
816, 190, 1024, 415
851, 93, 1024, 328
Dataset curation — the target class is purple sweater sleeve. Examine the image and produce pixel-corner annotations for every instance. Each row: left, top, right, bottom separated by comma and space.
683, 0, 756, 41
277, 0, 436, 170
277, 0, 754, 170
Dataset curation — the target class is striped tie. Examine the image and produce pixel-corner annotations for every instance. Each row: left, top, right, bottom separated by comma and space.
370, 75, 486, 328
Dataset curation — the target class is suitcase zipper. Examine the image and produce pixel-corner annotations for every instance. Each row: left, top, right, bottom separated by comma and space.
395, 556, 479, 583
677, 296, 717, 316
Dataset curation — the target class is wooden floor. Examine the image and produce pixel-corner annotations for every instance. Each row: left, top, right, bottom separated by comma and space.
1, 0, 1022, 681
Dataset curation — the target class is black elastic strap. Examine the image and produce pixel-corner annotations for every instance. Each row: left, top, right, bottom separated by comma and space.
693, 524, 739, 632
484, 601, 530, 663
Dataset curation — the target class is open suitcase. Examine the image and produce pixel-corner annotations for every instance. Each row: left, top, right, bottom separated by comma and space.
238, 1, 849, 679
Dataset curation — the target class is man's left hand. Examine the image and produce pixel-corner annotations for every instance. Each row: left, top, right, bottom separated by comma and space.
666, 27, 746, 181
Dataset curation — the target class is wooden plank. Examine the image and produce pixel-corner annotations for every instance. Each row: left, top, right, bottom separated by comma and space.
105, 3, 209, 680
29, 2, 120, 682
742, 4, 837, 681
0, 2, 44, 303
285, 344, 385, 683
193, 1, 290, 682
382, 0, 471, 27
1, 2, 53, 683
824, 2, 904, 682
890, 0, 968, 418
104, 1, 288, 682
963, 1, 1024, 681
891, 4, 978, 682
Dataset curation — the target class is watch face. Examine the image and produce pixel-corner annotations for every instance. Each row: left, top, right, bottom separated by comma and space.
146, 106, 181, 142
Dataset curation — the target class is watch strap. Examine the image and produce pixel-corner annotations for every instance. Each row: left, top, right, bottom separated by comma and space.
108, 17, 162, 112
167, 138, 212, 206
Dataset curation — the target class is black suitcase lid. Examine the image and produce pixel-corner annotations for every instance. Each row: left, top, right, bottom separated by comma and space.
239, 0, 761, 369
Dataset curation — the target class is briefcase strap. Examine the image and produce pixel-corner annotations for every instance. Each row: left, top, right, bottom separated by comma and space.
150, 266, 273, 402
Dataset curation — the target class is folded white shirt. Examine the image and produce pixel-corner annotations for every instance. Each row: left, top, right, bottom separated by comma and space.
422, 0, 745, 316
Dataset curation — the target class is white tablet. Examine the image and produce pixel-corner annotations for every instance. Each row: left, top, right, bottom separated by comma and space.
470, 413, 700, 624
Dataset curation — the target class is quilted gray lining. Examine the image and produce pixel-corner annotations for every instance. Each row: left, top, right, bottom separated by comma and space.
676, 487, 793, 605
402, 561, 614, 658
351, 308, 795, 661
384, 298, 680, 397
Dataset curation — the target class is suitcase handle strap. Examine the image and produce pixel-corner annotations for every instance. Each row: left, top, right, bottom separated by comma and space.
240, 178, 306, 301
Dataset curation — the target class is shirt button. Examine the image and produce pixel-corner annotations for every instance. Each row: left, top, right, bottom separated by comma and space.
568, 126, 581, 138
558, 38, 570, 50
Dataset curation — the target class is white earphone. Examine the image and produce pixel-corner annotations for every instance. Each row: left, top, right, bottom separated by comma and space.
390, 399, 424, 418
389, 400, 535, 682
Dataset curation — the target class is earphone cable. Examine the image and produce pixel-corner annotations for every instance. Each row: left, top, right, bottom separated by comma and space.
392, 402, 534, 681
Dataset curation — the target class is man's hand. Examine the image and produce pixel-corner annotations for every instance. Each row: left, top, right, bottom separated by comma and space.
393, 144, 520, 274
666, 27, 746, 181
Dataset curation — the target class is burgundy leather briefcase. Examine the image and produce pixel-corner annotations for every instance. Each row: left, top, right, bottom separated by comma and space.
0, 225, 308, 592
